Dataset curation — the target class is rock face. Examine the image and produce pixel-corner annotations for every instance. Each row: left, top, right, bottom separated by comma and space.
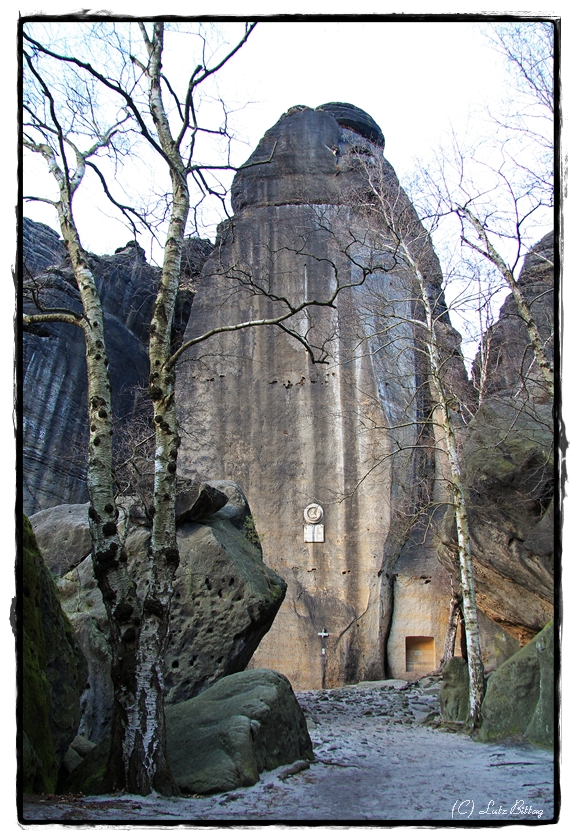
25, 503, 92, 577
439, 658, 470, 723
22, 218, 213, 515
438, 234, 555, 644
472, 231, 554, 403
22, 219, 158, 514
31, 482, 287, 743
23, 217, 66, 276
64, 669, 313, 795
386, 525, 520, 680
176, 103, 466, 690
440, 397, 553, 643
479, 622, 554, 746
23, 118, 555, 706
22, 516, 87, 793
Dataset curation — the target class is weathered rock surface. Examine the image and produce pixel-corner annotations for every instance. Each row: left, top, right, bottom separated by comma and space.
22, 516, 87, 793
22, 218, 213, 515
64, 669, 313, 795
22, 220, 158, 514
479, 622, 554, 747
27, 503, 92, 576
176, 103, 468, 690
472, 231, 554, 402
387, 523, 520, 680
439, 657, 470, 723
33, 482, 286, 743
23, 217, 67, 276
166, 669, 313, 794
439, 396, 554, 643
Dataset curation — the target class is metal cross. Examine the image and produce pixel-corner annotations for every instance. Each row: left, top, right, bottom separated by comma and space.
318, 628, 329, 656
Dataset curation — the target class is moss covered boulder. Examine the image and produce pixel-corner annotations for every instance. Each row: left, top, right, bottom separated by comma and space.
478, 621, 554, 746
65, 669, 313, 795
22, 516, 87, 792
166, 669, 313, 794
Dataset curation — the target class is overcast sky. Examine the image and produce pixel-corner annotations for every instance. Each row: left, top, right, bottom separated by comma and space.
21, 17, 525, 256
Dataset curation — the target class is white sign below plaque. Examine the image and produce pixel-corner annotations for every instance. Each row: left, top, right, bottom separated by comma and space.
304, 523, 325, 543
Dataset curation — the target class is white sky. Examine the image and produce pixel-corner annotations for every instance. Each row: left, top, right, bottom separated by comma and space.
4, 2, 575, 832
22, 18, 524, 255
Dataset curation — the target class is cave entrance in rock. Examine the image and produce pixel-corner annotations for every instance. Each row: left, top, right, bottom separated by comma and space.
405, 636, 435, 673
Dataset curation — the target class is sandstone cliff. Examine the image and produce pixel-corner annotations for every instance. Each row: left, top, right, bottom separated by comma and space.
175, 103, 470, 689
439, 232, 555, 643
22, 219, 212, 514
21, 109, 555, 694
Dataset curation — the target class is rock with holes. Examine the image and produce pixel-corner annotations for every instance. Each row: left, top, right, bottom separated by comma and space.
28, 503, 92, 577
41, 482, 286, 743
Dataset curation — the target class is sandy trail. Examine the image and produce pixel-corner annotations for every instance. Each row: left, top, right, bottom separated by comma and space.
20, 679, 556, 824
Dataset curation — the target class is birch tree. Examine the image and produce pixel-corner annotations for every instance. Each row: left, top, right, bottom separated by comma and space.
22, 34, 155, 790
412, 21, 555, 402
23, 20, 260, 795
23, 21, 379, 792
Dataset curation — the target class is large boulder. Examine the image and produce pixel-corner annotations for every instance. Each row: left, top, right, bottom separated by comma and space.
27, 503, 92, 576
22, 516, 87, 793
64, 669, 313, 795
34, 482, 287, 743
479, 622, 554, 747
166, 669, 313, 794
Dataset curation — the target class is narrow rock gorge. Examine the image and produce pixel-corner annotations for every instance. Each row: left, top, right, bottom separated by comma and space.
22, 102, 555, 697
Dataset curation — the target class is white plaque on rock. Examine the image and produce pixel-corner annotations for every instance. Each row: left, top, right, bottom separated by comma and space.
303, 504, 325, 542
304, 524, 325, 543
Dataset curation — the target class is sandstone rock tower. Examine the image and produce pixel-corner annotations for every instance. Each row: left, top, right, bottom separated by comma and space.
176, 103, 462, 689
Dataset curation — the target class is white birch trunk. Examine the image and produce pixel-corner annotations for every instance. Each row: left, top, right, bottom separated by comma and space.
414, 269, 485, 726
117, 23, 191, 795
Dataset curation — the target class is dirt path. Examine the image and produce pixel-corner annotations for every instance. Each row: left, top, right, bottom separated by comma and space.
20, 679, 556, 824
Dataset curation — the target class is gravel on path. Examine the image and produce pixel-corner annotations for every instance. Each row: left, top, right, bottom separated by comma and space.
20, 678, 557, 825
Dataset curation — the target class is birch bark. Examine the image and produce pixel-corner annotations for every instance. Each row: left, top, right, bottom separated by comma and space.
22, 138, 145, 788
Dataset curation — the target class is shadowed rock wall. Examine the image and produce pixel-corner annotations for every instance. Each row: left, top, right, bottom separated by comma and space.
22, 220, 212, 514
439, 233, 555, 644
